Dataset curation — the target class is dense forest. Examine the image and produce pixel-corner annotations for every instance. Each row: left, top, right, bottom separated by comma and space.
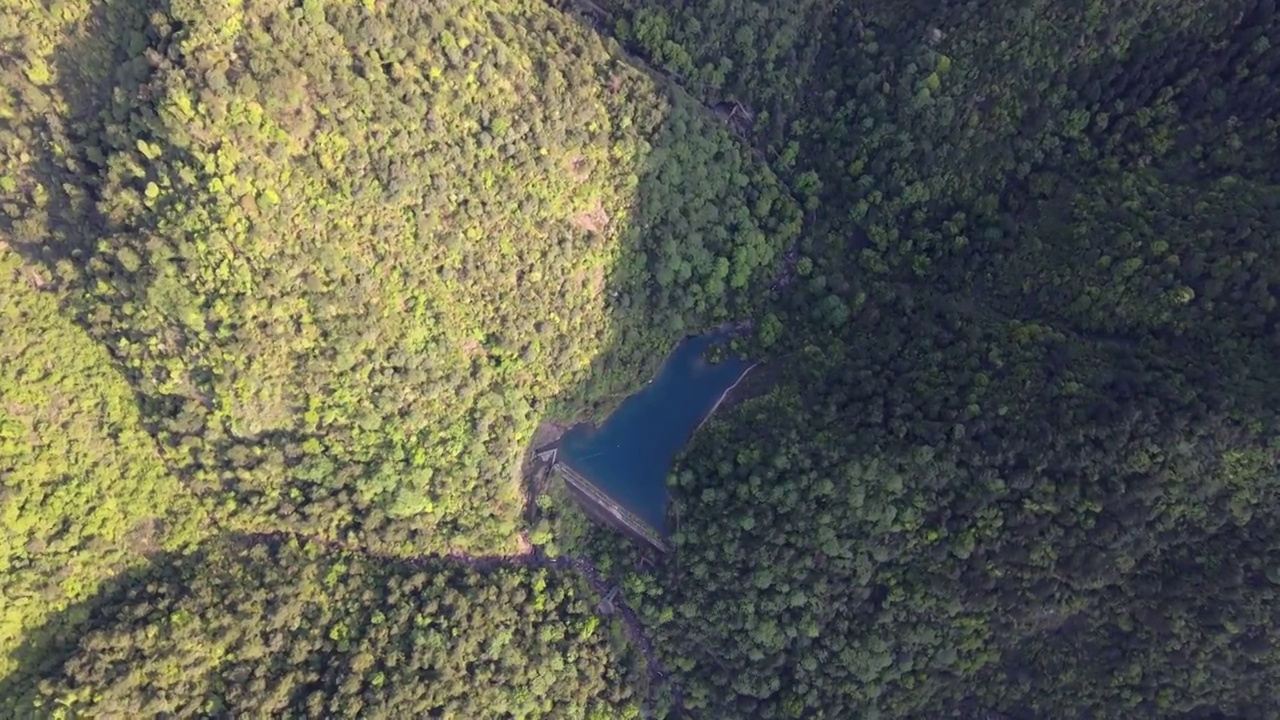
2, 0, 797, 558
590, 0, 1280, 716
13, 537, 643, 717
4, 0, 1280, 717
0, 250, 206, 682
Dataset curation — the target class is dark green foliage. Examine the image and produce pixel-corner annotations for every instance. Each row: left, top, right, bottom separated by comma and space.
636, 348, 1280, 716
573, 0, 1280, 717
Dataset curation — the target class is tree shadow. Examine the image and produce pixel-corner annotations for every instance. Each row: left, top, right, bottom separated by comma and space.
3, 0, 165, 264
0, 547, 198, 714
0, 532, 654, 716
976, 513, 1280, 718
4, 0, 213, 475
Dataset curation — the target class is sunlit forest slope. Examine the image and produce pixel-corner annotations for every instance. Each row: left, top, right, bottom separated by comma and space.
1, 0, 791, 713
0, 250, 205, 681
2, 0, 797, 555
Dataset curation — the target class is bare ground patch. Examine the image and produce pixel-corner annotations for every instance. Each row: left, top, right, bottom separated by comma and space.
570, 202, 609, 235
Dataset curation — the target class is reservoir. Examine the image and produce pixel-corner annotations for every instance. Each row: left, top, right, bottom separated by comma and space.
556, 334, 754, 536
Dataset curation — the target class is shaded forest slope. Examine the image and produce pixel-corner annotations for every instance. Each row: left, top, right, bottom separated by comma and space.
566, 0, 1280, 717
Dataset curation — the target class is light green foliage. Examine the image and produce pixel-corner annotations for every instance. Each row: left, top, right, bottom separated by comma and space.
81, 0, 795, 553
0, 250, 205, 679
2, 0, 797, 556
0, 0, 794, 703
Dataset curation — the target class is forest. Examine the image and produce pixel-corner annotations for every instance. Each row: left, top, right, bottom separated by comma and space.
3, 0, 1280, 717
13, 537, 643, 717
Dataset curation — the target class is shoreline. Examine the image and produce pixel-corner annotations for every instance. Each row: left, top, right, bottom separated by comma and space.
521, 323, 761, 549
695, 361, 759, 434
524, 319, 755, 474
563, 479, 670, 552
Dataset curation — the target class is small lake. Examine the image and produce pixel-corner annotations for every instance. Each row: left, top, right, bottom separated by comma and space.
557, 334, 754, 534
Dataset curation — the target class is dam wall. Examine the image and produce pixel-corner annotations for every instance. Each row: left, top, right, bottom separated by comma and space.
555, 462, 668, 553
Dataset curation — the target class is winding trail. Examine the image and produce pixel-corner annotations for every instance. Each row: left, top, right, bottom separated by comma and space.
242, 530, 684, 715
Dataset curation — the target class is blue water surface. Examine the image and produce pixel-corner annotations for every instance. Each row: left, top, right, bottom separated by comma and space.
557, 334, 752, 533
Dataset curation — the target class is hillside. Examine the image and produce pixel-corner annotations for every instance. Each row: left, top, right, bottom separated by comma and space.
582, 0, 1280, 716
16, 537, 643, 717
0, 250, 205, 682
2, 0, 792, 712
2, 0, 797, 556
5, 0, 1280, 717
